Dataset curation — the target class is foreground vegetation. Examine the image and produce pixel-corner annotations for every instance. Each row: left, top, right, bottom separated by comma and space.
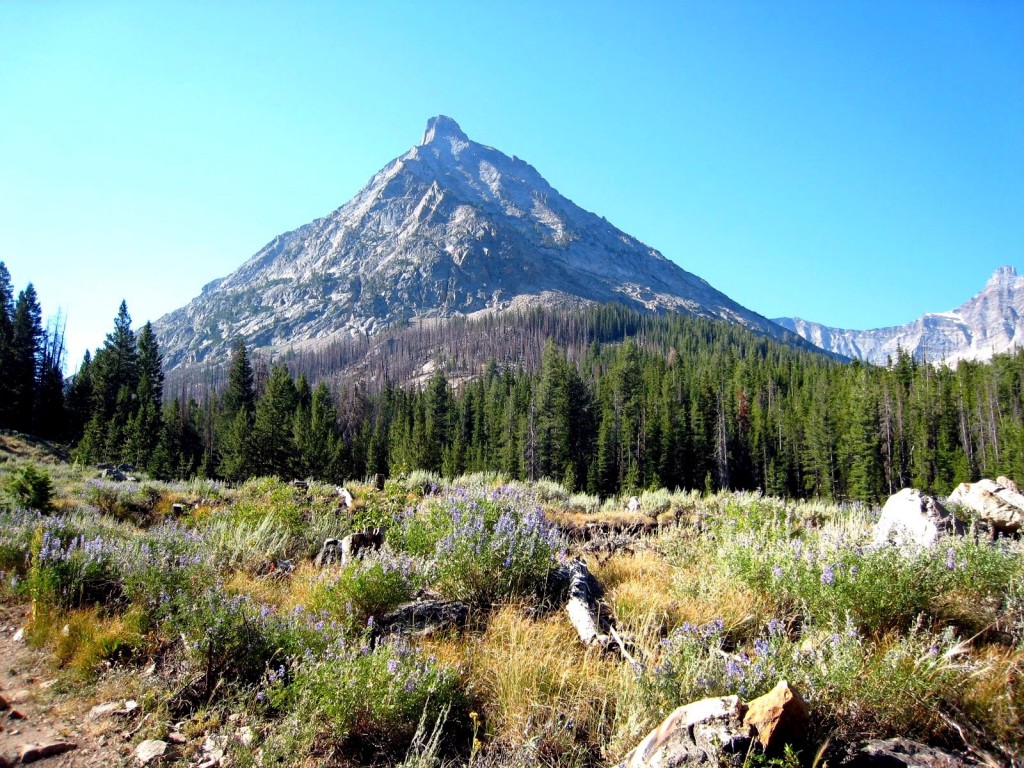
2, 443, 1022, 766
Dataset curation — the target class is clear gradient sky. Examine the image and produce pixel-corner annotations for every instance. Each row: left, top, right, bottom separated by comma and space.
2, 1, 1021, 371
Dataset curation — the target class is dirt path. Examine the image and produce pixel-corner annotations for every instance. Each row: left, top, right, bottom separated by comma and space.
0, 604, 116, 767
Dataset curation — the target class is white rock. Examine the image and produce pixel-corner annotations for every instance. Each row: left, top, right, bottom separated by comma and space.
135, 739, 168, 764
873, 488, 954, 548
88, 701, 122, 720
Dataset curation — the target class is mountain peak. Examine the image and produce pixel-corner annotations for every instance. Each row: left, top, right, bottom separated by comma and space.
986, 264, 1018, 288
421, 115, 468, 146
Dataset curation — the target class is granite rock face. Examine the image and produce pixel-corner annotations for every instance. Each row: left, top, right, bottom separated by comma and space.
776, 265, 1024, 366
155, 116, 790, 369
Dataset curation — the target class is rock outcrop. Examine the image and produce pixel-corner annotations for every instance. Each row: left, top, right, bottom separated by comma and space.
947, 478, 1024, 536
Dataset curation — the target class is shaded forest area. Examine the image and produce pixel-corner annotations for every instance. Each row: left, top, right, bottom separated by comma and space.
3, 260, 1022, 502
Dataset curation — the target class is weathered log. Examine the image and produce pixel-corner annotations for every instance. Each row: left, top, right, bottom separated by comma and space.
563, 557, 612, 649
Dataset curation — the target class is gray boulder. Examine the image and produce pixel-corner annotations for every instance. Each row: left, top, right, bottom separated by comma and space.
852, 738, 977, 768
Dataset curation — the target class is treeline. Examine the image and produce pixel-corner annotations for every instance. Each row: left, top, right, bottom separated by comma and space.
60, 298, 1024, 503
0, 262, 66, 438
7, 258, 1024, 503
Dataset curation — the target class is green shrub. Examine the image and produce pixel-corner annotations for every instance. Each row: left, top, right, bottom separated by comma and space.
84, 479, 162, 524
120, 522, 212, 627
4, 463, 54, 512
726, 530, 1023, 635
170, 590, 323, 693
28, 523, 123, 610
310, 550, 422, 623
270, 635, 464, 757
389, 487, 563, 605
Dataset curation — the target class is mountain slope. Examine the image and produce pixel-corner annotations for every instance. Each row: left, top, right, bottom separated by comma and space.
155, 116, 791, 369
775, 265, 1024, 365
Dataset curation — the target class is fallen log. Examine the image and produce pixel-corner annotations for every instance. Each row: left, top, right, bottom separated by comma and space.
560, 557, 639, 663
564, 556, 610, 648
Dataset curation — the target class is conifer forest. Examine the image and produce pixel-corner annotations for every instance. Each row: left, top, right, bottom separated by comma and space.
3, 260, 1022, 504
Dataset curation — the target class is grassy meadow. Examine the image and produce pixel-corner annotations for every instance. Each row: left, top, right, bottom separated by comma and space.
1, 435, 1022, 767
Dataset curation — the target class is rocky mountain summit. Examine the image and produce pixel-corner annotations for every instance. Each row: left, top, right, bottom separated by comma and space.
155, 116, 788, 369
775, 265, 1024, 366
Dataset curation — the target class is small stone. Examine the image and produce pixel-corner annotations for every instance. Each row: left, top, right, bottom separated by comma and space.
8, 690, 29, 704
236, 725, 255, 747
11, 629, 23, 643
167, 732, 187, 745
0, 693, 7, 711
7, 709, 24, 720
123, 699, 139, 714
89, 701, 122, 720
38, 679, 58, 689
135, 738, 168, 765
19, 741, 78, 764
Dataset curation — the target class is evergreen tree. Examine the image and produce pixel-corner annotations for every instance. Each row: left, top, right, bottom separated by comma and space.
251, 363, 298, 477
217, 340, 257, 478
34, 315, 67, 439
0, 262, 15, 428
423, 368, 452, 473
297, 381, 342, 481
8, 284, 43, 431
222, 339, 255, 419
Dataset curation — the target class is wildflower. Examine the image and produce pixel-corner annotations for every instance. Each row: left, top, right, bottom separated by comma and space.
771, 563, 783, 579
754, 638, 770, 656
387, 658, 400, 674
725, 659, 744, 679
820, 565, 835, 586
946, 548, 956, 571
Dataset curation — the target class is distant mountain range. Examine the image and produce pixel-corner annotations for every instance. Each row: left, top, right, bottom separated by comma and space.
154, 116, 798, 370
775, 265, 1024, 365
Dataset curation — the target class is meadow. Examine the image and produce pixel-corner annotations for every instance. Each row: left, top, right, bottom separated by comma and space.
1, 435, 1021, 767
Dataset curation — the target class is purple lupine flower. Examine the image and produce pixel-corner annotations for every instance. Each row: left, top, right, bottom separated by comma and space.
820, 565, 835, 586
387, 658, 400, 674
771, 564, 783, 579
946, 548, 956, 571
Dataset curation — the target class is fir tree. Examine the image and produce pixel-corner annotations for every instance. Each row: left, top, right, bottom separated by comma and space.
8, 284, 43, 431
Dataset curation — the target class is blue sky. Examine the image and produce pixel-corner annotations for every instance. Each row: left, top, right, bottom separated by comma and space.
1, 1, 1021, 370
